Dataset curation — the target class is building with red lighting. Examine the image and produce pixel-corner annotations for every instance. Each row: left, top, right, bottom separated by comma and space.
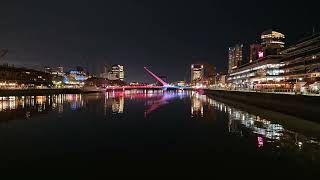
227, 31, 320, 92
249, 44, 264, 63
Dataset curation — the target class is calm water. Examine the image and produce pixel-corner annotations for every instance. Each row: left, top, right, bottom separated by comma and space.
0, 90, 319, 175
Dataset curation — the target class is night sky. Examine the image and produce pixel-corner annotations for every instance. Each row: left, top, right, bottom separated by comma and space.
0, 0, 318, 82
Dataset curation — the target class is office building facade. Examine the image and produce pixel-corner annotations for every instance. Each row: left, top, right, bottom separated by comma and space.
228, 44, 243, 73
228, 55, 285, 89
261, 30, 285, 56
280, 33, 320, 82
191, 64, 204, 84
108, 65, 125, 81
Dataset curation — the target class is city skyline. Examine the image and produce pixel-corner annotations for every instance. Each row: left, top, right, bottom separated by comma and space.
0, 0, 319, 82
0, 1, 319, 174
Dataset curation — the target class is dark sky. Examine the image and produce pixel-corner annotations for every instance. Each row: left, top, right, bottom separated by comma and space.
0, 0, 318, 82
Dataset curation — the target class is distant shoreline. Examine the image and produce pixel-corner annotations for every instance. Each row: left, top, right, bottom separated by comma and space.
0, 88, 83, 96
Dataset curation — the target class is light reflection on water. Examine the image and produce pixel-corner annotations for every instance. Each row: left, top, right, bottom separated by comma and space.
0, 90, 319, 165
190, 92, 320, 153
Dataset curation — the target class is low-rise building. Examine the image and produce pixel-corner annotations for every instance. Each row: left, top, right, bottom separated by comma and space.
0, 65, 52, 88
227, 55, 285, 89
215, 72, 227, 87
63, 69, 89, 87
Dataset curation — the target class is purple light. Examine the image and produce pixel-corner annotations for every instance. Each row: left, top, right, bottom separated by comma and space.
257, 136, 264, 147
258, 51, 264, 58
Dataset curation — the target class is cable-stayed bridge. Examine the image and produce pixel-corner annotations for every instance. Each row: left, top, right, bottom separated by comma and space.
105, 67, 190, 90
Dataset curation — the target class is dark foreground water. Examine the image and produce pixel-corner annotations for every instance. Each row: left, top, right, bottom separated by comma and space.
0, 90, 319, 176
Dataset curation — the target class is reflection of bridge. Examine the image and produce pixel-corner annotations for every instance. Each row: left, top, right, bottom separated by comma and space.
105, 67, 191, 90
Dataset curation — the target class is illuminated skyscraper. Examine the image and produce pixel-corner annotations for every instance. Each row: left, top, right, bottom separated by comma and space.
108, 65, 125, 81
228, 44, 243, 73
261, 30, 285, 55
191, 64, 204, 83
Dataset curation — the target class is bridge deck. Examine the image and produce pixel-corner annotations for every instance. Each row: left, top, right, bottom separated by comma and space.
105, 86, 164, 90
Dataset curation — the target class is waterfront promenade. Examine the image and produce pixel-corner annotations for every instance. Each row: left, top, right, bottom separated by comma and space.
204, 88, 320, 123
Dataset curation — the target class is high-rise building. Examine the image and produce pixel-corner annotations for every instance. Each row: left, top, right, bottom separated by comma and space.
228, 44, 243, 73
191, 64, 204, 83
203, 64, 216, 84
261, 30, 285, 56
108, 65, 124, 81
249, 44, 264, 63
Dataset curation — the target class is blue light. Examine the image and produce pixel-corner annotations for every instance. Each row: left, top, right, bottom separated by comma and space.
75, 76, 87, 81
63, 77, 69, 83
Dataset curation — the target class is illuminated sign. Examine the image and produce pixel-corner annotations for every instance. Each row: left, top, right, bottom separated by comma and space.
257, 136, 264, 148
258, 51, 264, 59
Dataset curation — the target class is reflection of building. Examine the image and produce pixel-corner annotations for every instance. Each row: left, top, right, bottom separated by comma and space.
280, 33, 320, 83
198, 95, 285, 140
228, 44, 243, 73
191, 93, 204, 117
111, 96, 124, 114
191, 93, 286, 140
108, 65, 124, 81
0, 94, 83, 122
228, 109, 243, 135
191, 64, 204, 85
